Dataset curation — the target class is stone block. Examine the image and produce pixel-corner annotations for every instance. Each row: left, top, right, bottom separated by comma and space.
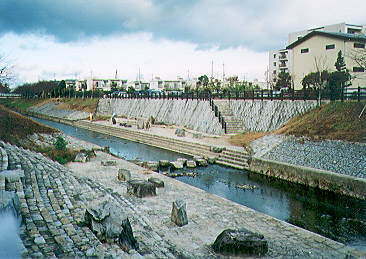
170, 161, 184, 169
101, 160, 117, 166
207, 157, 216, 164
186, 160, 197, 168
171, 200, 188, 227
117, 169, 131, 182
127, 179, 156, 198
175, 128, 186, 137
159, 160, 170, 167
212, 228, 268, 256
148, 177, 164, 188
145, 161, 159, 171
74, 152, 89, 163
196, 158, 208, 167
177, 158, 187, 166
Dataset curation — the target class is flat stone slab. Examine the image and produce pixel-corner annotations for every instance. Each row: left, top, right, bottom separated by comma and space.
127, 179, 156, 198
170, 161, 184, 169
186, 160, 196, 168
101, 160, 117, 166
212, 228, 268, 256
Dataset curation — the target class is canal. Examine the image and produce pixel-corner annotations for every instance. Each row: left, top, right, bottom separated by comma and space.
32, 117, 366, 250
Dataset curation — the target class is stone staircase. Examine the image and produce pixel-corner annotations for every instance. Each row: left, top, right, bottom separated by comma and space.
75, 121, 251, 170
212, 100, 244, 134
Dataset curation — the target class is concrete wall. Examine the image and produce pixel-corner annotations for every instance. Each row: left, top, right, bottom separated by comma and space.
229, 100, 318, 132
250, 157, 366, 200
97, 98, 225, 135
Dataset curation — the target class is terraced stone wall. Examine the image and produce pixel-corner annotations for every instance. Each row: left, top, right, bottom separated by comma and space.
97, 99, 225, 135
229, 100, 318, 132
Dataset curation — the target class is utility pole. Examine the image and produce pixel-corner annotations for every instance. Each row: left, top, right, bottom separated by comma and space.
211, 60, 214, 81
222, 63, 225, 82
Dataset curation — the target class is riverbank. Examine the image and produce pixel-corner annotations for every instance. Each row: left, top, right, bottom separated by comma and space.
1, 138, 364, 257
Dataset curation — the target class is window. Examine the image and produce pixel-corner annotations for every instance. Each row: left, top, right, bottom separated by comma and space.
326, 44, 335, 50
301, 48, 309, 53
273, 54, 276, 58
273, 70, 277, 75
353, 67, 365, 72
273, 62, 276, 66
354, 42, 365, 48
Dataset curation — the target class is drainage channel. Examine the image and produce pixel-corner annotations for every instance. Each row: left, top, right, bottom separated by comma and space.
32, 117, 366, 250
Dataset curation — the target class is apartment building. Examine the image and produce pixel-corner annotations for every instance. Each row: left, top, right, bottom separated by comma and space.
269, 23, 366, 88
149, 77, 186, 91
287, 31, 366, 89
86, 78, 127, 91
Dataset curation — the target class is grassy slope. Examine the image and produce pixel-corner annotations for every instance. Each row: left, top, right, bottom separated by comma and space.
230, 101, 366, 147
275, 101, 366, 142
56, 98, 99, 113
0, 104, 56, 145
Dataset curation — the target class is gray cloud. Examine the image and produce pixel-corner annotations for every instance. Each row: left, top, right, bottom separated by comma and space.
0, 0, 365, 51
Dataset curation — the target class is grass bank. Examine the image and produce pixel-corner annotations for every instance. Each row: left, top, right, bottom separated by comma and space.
230, 101, 366, 147
0, 104, 77, 164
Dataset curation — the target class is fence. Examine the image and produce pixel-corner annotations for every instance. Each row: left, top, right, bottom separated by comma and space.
21, 87, 366, 102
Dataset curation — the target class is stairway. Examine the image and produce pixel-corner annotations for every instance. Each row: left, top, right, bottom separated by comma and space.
212, 100, 244, 134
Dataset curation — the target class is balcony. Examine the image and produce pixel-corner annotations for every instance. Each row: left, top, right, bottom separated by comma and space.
279, 63, 287, 68
279, 54, 288, 60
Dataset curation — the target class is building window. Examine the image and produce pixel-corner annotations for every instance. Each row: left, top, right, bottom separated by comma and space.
325, 44, 335, 50
353, 67, 365, 72
273, 54, 276, 58
301, 48, 309, 53
273, 62, 276, 66
273, 70, 277, 75
354, 42, 365, 48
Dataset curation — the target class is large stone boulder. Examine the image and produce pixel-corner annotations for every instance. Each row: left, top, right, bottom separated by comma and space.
177, 158, 187, 166
127, 179, 156, 198
117, 169, 131, 182
210, 146, 225, 153
148, 177, 165, 188
84, 200, 138, 252
171, 200, 188, 227
175, 128, 186, 137
212, 228, 268, 256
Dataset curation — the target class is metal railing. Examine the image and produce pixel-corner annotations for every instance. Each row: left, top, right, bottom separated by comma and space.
20, 87, 366, 102
209, 99, 227, 133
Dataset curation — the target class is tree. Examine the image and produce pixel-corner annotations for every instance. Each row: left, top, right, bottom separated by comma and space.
275, 71, 292, 90
197, 75, 209, 88
302, 71, 330, 90
349, 46, 366, 70
335, 50, 346, 72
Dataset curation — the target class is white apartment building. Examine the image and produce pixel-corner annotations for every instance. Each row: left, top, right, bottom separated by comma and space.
149, 77, 185, 91
269, 23, 366, 88
86, 79, 127, 91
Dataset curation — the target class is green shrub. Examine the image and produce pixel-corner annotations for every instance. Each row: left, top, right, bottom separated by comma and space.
54, 136, 67, 150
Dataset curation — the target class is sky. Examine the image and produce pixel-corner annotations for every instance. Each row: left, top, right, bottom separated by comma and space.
0, 0, 365, 85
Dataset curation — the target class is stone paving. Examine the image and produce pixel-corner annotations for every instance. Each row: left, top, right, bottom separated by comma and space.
252, 135, 366, 179
1, 136, 366, 257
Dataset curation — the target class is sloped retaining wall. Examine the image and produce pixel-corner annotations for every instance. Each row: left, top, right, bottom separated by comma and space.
97, 99, 225, 135
249, 157, 366, 200
230, 100, 318, 131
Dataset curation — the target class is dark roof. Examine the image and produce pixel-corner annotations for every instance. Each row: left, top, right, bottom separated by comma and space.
286, 31, 366, 49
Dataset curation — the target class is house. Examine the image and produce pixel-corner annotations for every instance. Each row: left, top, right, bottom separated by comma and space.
149, 77, 185, 91
286, 31, 366, 89
64, 79, 77, 89
86, 79, 127, 91
269, 23, 366, 89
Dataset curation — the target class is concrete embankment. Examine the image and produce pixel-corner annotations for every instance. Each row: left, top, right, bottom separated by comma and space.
28, 101, 89, 121
229, 99, 318, 131
97, 98, 225, 135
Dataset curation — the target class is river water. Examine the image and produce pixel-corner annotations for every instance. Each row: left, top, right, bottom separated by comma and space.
31, 117, 366, 250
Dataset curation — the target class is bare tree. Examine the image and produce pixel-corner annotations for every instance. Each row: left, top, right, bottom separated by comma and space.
0, 55, 13, 84
349, 48, 366, 70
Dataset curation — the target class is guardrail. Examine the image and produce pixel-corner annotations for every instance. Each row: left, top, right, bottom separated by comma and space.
0, 93, 22, 98
209, 99, 227, 134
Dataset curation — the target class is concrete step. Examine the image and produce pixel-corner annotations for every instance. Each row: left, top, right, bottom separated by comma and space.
215, 159, 246, 170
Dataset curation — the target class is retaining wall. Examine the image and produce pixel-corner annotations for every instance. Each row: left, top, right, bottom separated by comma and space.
97, 99, 224, 135
229, 100, 318, 131
249, 157, 366, 200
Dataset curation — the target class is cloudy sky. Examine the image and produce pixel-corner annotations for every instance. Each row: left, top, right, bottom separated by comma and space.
0, 0, 365, 85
